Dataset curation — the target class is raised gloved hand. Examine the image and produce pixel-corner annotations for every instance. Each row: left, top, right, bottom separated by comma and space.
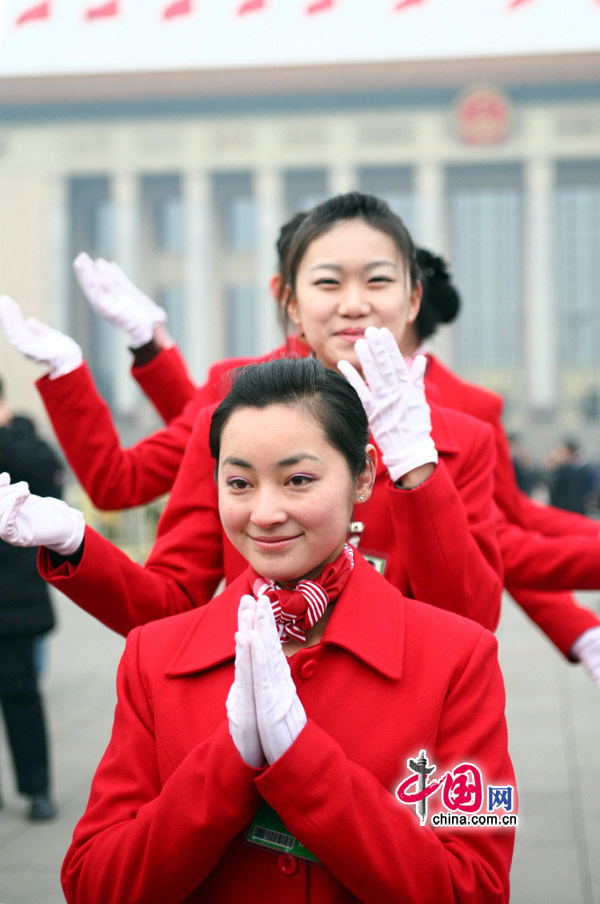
571, 626, 600, 688
0, 473, 85, 556
0, 295, 83, 380
250, 596, 307, 765
226, 595, 265, 769
73, 252, 167, 349
338, 326, 438, 483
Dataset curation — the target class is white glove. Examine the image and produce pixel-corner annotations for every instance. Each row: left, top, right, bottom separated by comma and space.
0, 473, 84, 556
338, 326, 438, 483
250, 596, 307, 765
73, 253, 167, 349
0, 296, 82, 380
571, 626, 600, 688
226, 595, 265, 769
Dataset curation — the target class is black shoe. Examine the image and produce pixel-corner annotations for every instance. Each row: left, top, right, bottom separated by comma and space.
27, 793, 56, 821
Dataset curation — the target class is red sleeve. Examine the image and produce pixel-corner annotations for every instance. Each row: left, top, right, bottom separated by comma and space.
37, 406, 227, 637
387, 423, 503, 631
61, 630, 262, 904
256, 631, 513, 904
506, 585, 600, 659
484, 408, 531, 529
38, 524, 222, 636
131, 345, 197, 423
517, 492, 600, 537
482, 396, 600, 539
498, 518, 600, 591
36, 363, 203, 510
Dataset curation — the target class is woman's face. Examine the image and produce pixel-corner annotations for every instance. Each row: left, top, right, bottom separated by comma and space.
288, 219, 421, 372
217, 402, 373, 585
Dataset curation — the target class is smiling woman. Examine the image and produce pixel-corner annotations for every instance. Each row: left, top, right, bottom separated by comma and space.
209, 358, 375, 590
23, 193, 504, 640
60, 357, 515, 904
286, 209, 420, 375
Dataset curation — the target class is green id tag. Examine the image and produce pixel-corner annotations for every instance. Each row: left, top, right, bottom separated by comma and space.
362, 552, 387, 574
247, 802, 320, 863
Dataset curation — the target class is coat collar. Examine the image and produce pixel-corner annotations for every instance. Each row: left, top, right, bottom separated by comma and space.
165, 552, 405, 680
428, 402, 462, 455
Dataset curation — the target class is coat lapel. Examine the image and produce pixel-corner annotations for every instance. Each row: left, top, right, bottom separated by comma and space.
165, 572, 250, 677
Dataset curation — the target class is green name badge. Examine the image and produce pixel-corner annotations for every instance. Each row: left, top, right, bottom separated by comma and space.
361, 552, 387, 574
247, 802, 320, 863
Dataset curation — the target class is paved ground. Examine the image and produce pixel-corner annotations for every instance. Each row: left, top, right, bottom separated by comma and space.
0, 587, 599, 903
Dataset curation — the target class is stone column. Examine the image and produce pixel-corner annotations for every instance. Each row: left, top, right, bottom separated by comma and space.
182, 169, 213, 382
524, 157, 556, 412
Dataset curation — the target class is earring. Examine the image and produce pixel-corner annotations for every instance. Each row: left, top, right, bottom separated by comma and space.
359, 493, 365, 501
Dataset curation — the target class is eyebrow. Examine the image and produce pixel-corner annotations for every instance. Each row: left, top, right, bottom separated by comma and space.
222, 453, 322, 469
309, 260, 397, 273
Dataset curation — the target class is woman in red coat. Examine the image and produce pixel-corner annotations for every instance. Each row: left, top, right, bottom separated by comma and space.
61, 357, 515, 904
406, 248, 600, 681
0, 194, 504, 635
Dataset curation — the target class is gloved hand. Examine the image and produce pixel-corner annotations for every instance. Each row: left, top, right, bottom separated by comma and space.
250, 596, 307, 765
338, 326, 438, 483
226, 595, 265, 769
0, 473, 85, 556
571, 626, 600, 688
0, 295, 83, 380
73, 252, 167, 349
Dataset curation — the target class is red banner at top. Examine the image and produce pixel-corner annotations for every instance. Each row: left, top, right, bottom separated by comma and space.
85, 1, 119, 20
306, 0, 334, 13
15, 1, 50, 26
237, 0, 266, 14
163, 0, 193, 18
395, 0, 425, 10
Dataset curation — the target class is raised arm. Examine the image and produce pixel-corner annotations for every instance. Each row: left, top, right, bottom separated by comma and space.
37, 407, 227, 634
339, 328, 503, 630
74, 253, 198, 422
384, 414, 503, 630
37, 363, 201, 509
498, 517, 600, 592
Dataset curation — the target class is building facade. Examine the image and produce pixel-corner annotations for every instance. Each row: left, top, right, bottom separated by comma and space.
1, 3, 599, 454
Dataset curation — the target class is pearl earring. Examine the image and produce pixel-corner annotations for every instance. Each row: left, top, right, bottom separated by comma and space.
359, 493, 365, 501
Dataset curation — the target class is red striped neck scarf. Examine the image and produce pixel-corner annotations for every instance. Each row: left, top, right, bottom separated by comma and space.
249, 544, 354, 644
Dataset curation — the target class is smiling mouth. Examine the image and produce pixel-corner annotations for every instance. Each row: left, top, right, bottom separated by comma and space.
249, 534, 301, 547
336, 328, 365, 340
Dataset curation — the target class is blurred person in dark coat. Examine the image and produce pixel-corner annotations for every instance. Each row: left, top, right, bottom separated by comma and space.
547, 438, 595, 516
0, 375, 63, 820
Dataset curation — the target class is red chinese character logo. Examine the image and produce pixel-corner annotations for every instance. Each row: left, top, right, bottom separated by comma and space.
441, 764, 484, 813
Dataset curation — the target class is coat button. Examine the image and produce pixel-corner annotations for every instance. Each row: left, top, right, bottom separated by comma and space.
299, 659, 318, 679
278, 853, 298, 875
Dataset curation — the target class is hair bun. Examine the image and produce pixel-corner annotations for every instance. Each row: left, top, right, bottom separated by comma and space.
416, 248, 461, 326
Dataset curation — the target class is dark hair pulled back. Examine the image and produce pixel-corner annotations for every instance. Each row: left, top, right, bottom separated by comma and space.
209, 357, 370, 481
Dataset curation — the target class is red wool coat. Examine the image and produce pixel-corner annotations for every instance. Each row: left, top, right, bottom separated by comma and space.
424, 354, 600, 656
61, 553, 515, 904
37, 341, 600, 653
40, 397, 502, 636
35, 339, 305, 511
133, 344, 197, 423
